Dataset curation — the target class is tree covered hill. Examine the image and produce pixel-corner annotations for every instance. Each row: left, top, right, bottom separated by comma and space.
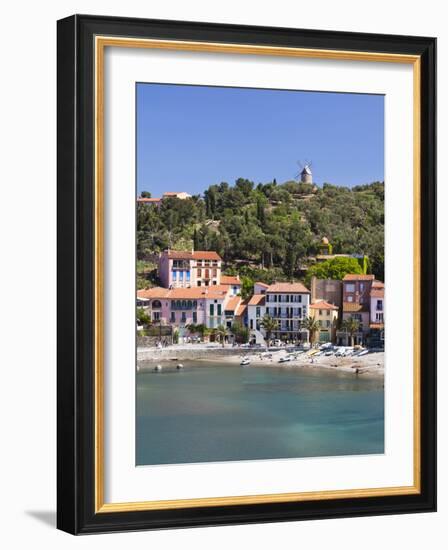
137, 178, 384, 286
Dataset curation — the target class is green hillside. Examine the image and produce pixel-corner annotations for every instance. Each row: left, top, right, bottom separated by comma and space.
137, 179, 384, 289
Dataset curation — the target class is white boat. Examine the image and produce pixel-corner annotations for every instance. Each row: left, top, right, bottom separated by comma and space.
176, 363, 184, 369
240, 357, 251, 366
278, 355, 292, 363
358, 349, 369, 356
154, 364, 163, 372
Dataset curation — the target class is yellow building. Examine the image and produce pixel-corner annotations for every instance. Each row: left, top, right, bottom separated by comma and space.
309, 300, 339, 343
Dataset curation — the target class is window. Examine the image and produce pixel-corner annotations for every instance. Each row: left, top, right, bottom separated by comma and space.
256, 307, 260, 317
153, 312, 160, 321
360, 283, 365, 292
346, 283, 355, 292
186, 271, 191, 282
152, 300, 162, 309
298, 295, 302, 303
213, 281, 217, 285
197, 281, 202, 286
181, 312, 187, 323
170, 312, 175, 323
192, 311, 197, 323
172, 270, 177, 281
326, 310, 330, 316
347, 296, 353, 302
209, 304, 214, 316
377, 300, 383, 311
197, 268, 202, 277
213, 268, 217, 277
205, 269, 210, 279
319, 310, 323, 316
217, 304, 222, 316
376, 312, 384, 322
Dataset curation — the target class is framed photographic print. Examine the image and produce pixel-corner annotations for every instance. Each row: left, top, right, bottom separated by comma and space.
57, 14, 436, 534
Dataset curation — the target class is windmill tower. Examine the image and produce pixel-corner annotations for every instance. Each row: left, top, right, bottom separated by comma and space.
299, 161, 313, 184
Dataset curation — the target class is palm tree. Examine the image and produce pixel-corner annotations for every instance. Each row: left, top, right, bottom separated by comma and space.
300, 316, 321, 345
260, 314, 278, 346
214, 324, 228, 347
341, 317, 360, 346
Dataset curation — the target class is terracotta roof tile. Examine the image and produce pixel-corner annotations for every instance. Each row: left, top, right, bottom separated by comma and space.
267, 282, 310, 294
236, 304, 248, 317
255, 281, 269, 288
192, 250, 221, 260
221, 275, 241, 285
343, 274, 375, 281
137, 287, 170, 299
369, 323, 384, 329
370, 288, 384, 298
309, 300, 338, 310
162, 249, 222, 261
137, 197, 161, 203
248, 294, 266, 306
225, 296, 241, 312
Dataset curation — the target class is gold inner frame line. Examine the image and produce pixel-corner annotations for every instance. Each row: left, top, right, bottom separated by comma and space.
94, 35, 421, 513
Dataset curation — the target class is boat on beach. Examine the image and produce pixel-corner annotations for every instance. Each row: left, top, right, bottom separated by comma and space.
278, 355, 292, 363
240, 357, 251, 366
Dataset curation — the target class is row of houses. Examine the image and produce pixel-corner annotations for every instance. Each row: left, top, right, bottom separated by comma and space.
137, 249, 384, 347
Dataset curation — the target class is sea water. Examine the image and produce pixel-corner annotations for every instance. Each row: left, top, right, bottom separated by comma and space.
136, 362, 384, 466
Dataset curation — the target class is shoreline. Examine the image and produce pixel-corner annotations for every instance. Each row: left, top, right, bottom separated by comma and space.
137, 346, 384, 378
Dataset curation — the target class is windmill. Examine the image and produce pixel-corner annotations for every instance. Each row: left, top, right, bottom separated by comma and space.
296, 160, 313, 184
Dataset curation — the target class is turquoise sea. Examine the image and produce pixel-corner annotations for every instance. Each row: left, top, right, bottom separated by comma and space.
136, 362, 384, 466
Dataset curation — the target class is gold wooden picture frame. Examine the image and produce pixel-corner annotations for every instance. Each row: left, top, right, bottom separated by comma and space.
57, 15, 436, 534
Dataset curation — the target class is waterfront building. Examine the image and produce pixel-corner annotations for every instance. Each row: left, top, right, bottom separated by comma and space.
337, 274, 375, 345
264, 282, 311, 342
309, 300, 339, 343
369, 280, 385, 348
137, 284, 239, 334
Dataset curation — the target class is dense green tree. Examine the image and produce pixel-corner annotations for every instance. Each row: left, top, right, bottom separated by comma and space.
305, 257, 364, 285
140, 190, 151, 198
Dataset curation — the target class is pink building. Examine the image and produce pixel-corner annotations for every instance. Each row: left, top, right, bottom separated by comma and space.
158, 249, 222, 289
137, 284, 238, 331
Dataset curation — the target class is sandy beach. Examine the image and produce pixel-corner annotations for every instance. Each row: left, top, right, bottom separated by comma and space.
200, 350, 384, 377
137, 344, 384, 378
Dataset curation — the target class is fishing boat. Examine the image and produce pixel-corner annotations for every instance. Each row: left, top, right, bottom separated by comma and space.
278, 355, 292, 363
358, 349, 369, 356
240, 357, 251, 366
176, 363, 184, 369
154, 364, 163, 372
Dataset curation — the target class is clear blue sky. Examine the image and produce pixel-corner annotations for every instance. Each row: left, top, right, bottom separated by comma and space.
136, 83, 384, 197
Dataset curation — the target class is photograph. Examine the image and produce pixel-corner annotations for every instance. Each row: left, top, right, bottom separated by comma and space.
135, 83, 386, 466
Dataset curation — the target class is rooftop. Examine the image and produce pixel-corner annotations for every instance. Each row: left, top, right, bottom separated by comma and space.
370, 288, 385, 298
162, 249, 222, 261
267, 282, 310, 294
221, 275, 241, 285
225, 296, 242, 312
248, 294, 266, 306
137, 287, 170, 299
343, 274, 375, 281
310, 300, 338, 310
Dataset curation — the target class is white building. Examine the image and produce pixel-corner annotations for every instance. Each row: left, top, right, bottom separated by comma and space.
264, 282, 311, 342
